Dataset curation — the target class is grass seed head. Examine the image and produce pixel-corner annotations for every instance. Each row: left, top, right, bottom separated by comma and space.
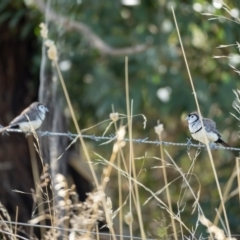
39, 22, 48, 39
110, 112, 119, 122
124, 212, 133, 225
154, 121, 164, 135
47, 44, 58, 61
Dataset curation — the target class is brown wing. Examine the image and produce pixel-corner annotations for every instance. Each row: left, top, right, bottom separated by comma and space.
9, 103, 39, 126
10, 114, 31, 126
0, 102, 40, 132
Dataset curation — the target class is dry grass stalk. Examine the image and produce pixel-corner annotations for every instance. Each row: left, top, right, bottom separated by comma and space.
172, 7, 231, 237
155, 121, 178, 240
0, 203, 14, 240
125, 57, 146, 240
29, 172, 107, 239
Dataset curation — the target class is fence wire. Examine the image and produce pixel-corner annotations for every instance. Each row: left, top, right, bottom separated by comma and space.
3, 128, 240, 151
0, 220, 156, 240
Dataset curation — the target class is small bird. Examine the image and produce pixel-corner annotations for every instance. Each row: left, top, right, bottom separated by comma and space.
186, 112, 229, 147
0, 102, 49, 133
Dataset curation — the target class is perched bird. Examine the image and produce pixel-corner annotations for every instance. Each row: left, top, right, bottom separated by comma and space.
186, 112, 229, 147
0, 102, 49, 133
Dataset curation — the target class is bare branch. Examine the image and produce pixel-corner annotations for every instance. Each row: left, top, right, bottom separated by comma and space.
34, 0, 151, 56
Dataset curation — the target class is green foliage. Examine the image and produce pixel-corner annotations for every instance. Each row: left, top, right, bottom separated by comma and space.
34, 0, 240, 236
2, 0, 240, 237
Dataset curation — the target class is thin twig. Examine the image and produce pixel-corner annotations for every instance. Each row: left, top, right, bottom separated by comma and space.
171, 6, 231, 238
156, 128, 178, 240
33, 0, 150, 56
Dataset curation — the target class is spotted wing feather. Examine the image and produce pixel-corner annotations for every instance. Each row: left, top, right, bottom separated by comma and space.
202, 117, 221, 137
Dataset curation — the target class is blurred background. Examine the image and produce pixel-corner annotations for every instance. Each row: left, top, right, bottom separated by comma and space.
0, 0, 240, 239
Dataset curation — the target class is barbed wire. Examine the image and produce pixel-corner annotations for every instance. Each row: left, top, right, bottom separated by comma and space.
0, 220, 156, 240
3, 128, 240, 151
2, 219, 240, 240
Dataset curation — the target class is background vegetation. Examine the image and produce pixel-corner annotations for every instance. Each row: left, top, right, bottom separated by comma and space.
0, 0, 240, 239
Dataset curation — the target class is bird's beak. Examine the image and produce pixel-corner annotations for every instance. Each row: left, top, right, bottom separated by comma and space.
185, 116, 189, 120
45, 107, 49, 112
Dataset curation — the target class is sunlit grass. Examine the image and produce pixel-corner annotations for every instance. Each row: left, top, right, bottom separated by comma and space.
1, 3, 240, 239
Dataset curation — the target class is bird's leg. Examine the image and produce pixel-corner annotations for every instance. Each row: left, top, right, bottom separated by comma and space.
208, 142, 217, 150
197, 142, 202, 151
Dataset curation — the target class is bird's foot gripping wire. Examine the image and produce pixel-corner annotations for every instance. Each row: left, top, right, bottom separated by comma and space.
208, 142, 217, 150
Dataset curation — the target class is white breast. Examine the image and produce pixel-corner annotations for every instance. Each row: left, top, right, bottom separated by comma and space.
18, 119, 43, 131
191, 127, 218, 144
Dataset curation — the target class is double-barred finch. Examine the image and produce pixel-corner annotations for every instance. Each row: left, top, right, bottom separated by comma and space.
0, 102, 49, 133
186, 112, 229, 147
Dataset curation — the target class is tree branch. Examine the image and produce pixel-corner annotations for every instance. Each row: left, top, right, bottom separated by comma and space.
34, 0, 151, 56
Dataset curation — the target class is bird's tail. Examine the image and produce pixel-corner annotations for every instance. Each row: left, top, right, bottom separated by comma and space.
0, 126, 9, 133
216, 138, 230, 147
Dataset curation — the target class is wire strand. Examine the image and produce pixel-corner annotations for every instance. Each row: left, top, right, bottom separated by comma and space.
3, 128, 240, 151
0, 220, 156, 240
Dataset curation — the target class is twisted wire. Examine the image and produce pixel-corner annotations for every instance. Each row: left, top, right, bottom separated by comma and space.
3, 128, 240, 151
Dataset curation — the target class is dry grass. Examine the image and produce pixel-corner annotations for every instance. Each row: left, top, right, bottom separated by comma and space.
0, 69, 238, 240
1, 4, 240, 240
0, 97, 239, 240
